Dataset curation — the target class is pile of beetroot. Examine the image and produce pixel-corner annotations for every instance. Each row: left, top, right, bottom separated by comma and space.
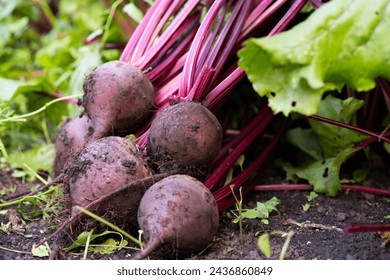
49, 59, 225, 259
5, 0, 313, 259
53, 62, 223, 258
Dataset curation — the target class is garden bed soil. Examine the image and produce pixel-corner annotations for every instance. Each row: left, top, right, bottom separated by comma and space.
0, 164, 389, 260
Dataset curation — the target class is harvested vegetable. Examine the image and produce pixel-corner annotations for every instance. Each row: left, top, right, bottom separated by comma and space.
53, 114, 94, 177
65, 136, 153, 226
147, 101, 222, 178
81, 60, 155, 141
134, 174, 219, 259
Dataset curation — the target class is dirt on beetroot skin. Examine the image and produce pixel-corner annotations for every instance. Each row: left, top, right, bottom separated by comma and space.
0, 163, 389, 260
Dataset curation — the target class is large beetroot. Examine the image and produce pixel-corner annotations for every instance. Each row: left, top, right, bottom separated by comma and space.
134, 174, 219, 259
65, 136, 153, 226
81, 60, 155, 141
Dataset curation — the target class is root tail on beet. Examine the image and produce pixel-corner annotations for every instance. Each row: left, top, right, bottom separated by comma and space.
132, 239, 161, 260
36, 173, 170, 254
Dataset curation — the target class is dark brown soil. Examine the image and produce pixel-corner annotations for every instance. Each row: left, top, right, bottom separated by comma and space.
195, 189, 390, 260
0, 164, 389, 260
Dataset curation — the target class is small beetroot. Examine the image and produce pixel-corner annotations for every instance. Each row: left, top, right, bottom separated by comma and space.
147, 102, 222, 178
53, 114, 94, 177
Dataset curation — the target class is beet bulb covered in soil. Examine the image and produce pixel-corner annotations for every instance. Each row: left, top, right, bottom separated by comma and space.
134, 174, 220, 259
64, 136, 153, 227
81, 60, 155, 141
53, 114, 94, 177
147, 102, 222, 178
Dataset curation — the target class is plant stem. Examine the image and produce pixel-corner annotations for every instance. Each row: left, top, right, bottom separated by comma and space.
138, 230, 144, 252
378, 77, 390, 112
77, 207, 143, 247
0, 246, 30, 255
136, 0, 200, 69
365, 85, 380, 130
214, 119, 286, 212
343, 223, 390, 233
83, 229, 94, 260
252, 184, 390, 196
35, 0, 56, 28
269, 0, 307, 35
210, 106, 273, 168
230, 186, 244, 245
0, 138, 9, 161
101, 0, 137, 38
179, 0, 224, 98
132, 0, 172, 63
202, 67, 245, 111
278, 230, 294, 260
204, 107, 274, 191
120, 0, 164, 62
0, 94, 81, 125
1, 173, 64, 202
204, 0, 250, 92
147, 34, 193, 82
240, 0, 286, 42
0, 185, 59, 208
308, 114, 390, 144
23, 163, 48, 184
204, 0, 304, 111
309, 0, 323, 8
34, 91, 78, 104
101, 0, 124, 44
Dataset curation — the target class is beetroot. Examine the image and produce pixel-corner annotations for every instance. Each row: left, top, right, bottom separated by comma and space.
134, 174, 219, 259
53, 114, 94, 177
81, 60, 155, 141
65, 136, 153, 226
147, 102, 222, 177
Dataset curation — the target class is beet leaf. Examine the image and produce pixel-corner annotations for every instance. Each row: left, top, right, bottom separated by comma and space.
238, 0, 390, 116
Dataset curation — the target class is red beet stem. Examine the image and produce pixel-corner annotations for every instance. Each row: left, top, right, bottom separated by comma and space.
252, 184, 390, 197
343, 223, 390, 233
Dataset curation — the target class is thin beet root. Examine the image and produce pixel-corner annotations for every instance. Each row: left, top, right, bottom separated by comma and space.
134, 174, 219, 260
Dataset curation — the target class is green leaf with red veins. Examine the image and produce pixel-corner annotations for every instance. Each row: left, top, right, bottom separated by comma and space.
283, 95, 370, 195
238, 0, 390, 116
308, 95, 369, 158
